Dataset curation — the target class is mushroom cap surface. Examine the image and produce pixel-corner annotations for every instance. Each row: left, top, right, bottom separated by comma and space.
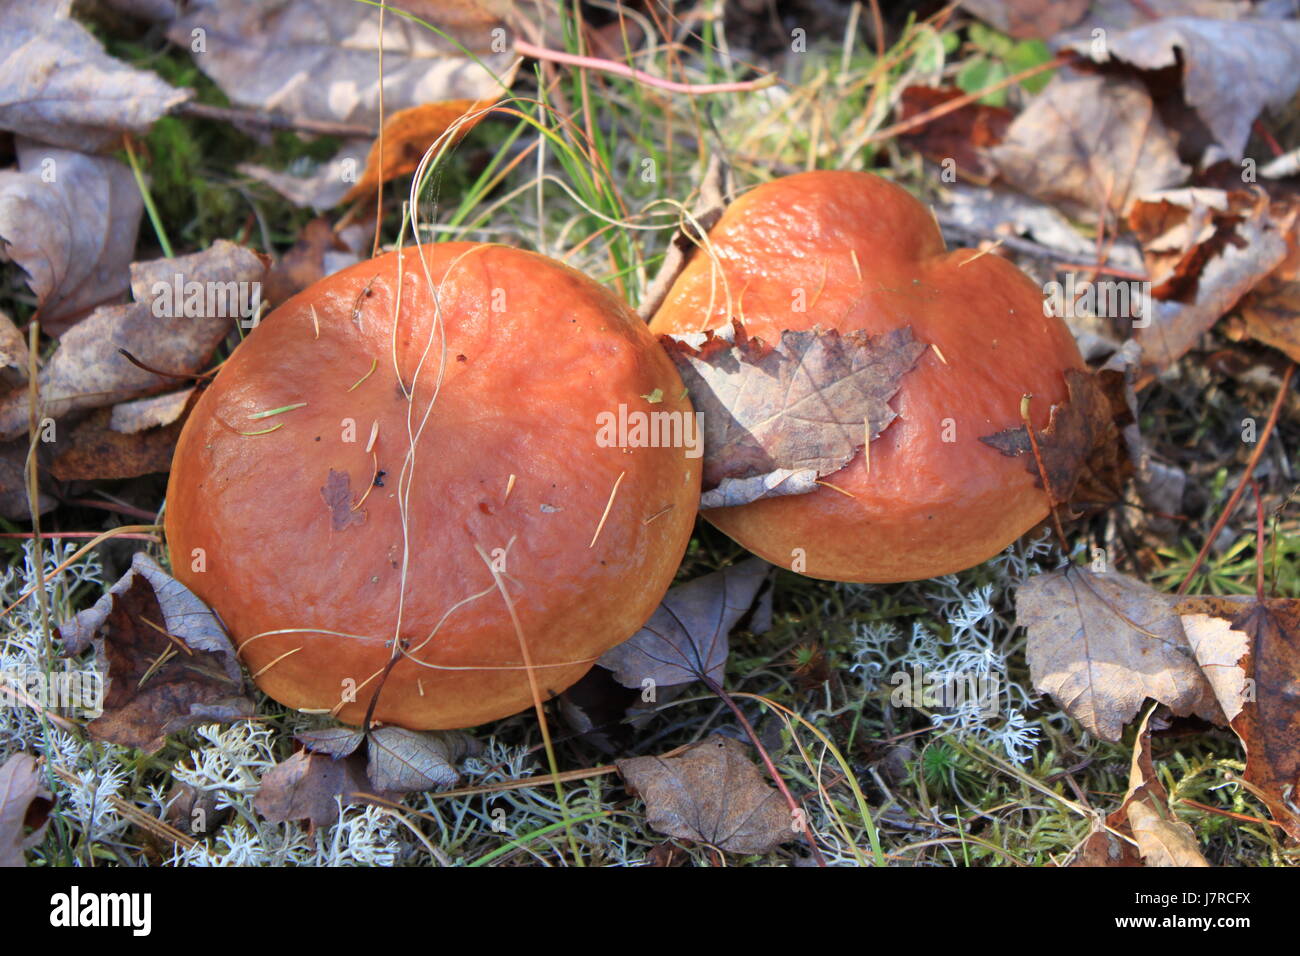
167, 243, 701, 728
650, 171, 1086, 582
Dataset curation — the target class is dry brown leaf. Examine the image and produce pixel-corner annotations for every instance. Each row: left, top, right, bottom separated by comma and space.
617, 735, 795, 855
599, 558, 770, 689
1067, 16, 1300, 162
366, 727, 474, 793
0, 437, 55, 520
240, 140, 372, 213
341, 99, 487, 203
1135, 197, 1287, 373
662, 323, 926, 509
1180, 595, 1300, 841
1016, 568, 1222, 742
959, 0, 1090, 39
898, 85, 1011, 182
263, 219, 363, 308
1073, 707, 1208, 867
0, 240, 267, 442
168, 0, 514, 130
991, 68, 1189, 223
0, 141, 142, 333
0, 309, 28, 389
0, 752, 53, 867
58, 552, 253, 752
253, 749, 373, 827
1239, 203, 1300, 363
110, 388, 195, 434
48, 406, 184, 482
0, 0, 189, 151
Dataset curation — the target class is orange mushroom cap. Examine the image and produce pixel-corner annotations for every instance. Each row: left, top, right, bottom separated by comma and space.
166, 243, 701, 729
650, 171, 1086, 582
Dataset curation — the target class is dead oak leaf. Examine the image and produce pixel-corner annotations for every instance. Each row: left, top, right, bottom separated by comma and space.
979, 367, 1117, 509
1015, 568, 1221, 742
0, 752, 54, 867
60, 552, 253, 752
617, 735, 795, 856
662, 323, 926, 509
599, 558, 770, 689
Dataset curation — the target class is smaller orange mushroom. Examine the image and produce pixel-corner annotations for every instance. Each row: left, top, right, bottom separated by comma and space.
651, 171, 1087, 583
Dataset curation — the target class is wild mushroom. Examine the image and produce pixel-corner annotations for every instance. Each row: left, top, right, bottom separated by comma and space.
166, 243, 701, 729
650, 171, 1086, 582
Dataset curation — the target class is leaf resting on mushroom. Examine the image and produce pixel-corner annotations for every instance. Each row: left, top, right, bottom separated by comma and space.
979, 367, 1115, 507
661, 323, 926, 508
617, 735, 794, 855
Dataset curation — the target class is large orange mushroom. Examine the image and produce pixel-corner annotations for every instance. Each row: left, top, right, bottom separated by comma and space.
650, 171, 1087, 583
166, 243, 701, 729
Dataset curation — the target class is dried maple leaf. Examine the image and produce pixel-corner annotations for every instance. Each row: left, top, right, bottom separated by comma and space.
662, 323, 925, 508
0, 0, 189, 151
0, 241, 268, 442
617, 735, 795, 856
979, 367, 1117, 509
0, 141, 142, 333
1015, 567, 1222, 742
0, 752, 53, 867
598, 558, 770, 689
59, 552, 254, 753
253, 749, 374, 827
